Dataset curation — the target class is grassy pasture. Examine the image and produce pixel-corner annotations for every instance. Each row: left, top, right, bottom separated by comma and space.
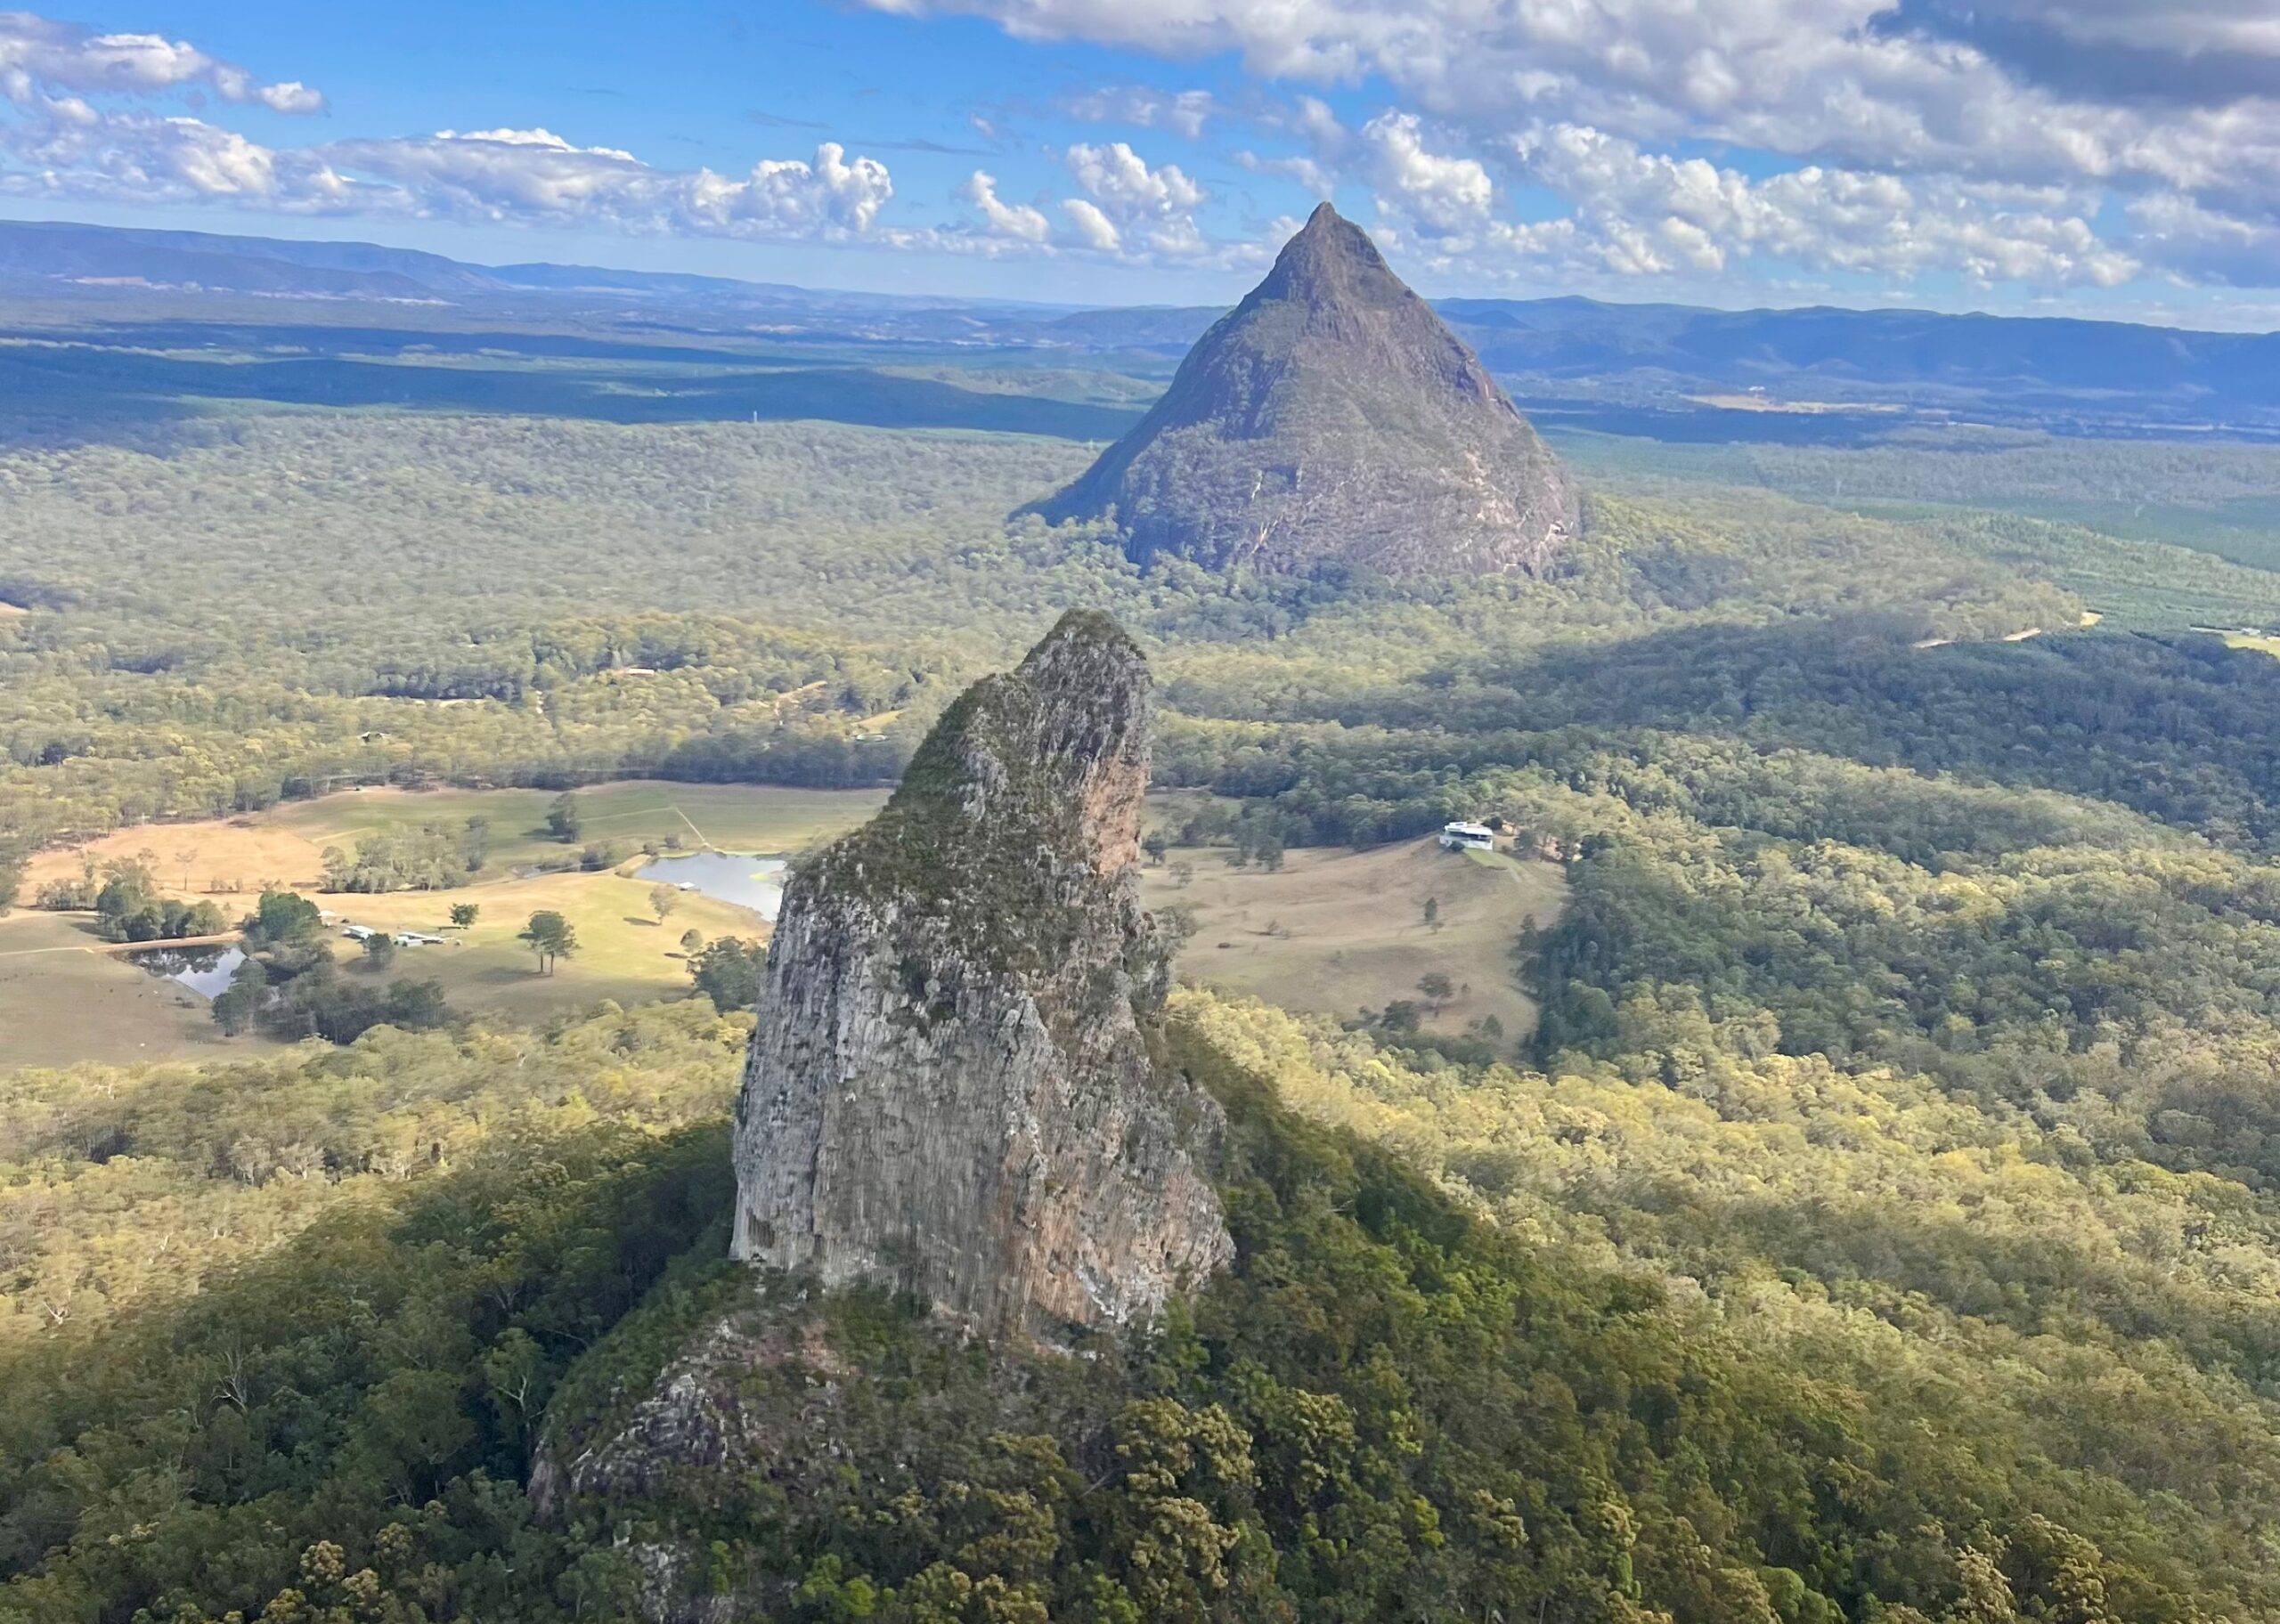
4, 780, 881, 1055
0, 865, 774, 1068
0, 910, 256, 1070
317, 869, 770, 1027
22, 819, 333, 904
1139, 837, 1564, 1041
8, 784, 1560, 1052
265, 781, 886, 870
17, 781, 887, 905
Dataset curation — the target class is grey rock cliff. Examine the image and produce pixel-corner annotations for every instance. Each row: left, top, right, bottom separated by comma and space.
1030, 203, 1582, 578
730, 610, 1232, 1340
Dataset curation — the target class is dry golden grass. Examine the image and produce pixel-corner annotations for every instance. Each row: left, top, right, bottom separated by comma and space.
267, 780, 883, 868
20, 822, 328, 904
1139, 837, 1564, 1040
0, 911, 265, 1070
14, 781, 885, 906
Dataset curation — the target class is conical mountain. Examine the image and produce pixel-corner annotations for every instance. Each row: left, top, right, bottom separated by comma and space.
1031, 203, 1581, 576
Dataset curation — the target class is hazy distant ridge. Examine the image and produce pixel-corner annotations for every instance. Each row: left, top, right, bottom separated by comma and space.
4, 217, 2278, 428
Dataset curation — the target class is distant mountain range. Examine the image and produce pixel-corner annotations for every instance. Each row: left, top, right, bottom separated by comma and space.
4, 216, 2279, 434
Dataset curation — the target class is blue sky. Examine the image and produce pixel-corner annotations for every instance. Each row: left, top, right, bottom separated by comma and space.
1, 0, 2277, 324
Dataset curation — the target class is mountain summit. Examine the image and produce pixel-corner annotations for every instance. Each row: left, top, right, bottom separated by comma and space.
1031, 203, 1581, 576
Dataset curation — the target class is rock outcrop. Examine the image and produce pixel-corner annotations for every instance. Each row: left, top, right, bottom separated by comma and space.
729, 610, 1232, 1341
1029, 203, 1582, 578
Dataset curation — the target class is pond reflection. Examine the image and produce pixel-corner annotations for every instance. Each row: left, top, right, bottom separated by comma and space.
631, 852, 787, 920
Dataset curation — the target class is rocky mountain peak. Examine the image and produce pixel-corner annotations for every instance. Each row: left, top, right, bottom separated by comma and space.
1028, 207, 1581, 578
729, 611, 1231, 1342
1252, 201, 1408, 313
889, 607, 1149, 878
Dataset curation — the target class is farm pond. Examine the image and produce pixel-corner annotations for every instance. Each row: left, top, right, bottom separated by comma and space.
632, 852, 787, 920
125, 944, 248, 999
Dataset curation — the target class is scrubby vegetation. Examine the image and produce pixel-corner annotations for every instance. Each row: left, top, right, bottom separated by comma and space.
322, 819, 488, 893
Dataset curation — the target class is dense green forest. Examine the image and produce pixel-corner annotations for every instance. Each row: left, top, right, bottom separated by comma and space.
14, 402, 2280, 1620
10, 958, 2280, 1624
10, 995, 2280, 1622
1157, 621, 2280, 846
1548, 426, 2280, 512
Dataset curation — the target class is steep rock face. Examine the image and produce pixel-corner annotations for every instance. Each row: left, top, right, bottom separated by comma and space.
1030, 203, 1582, 578
730, 610, 1232, 1340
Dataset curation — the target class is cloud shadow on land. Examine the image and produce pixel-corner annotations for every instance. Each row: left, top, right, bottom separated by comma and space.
0, 342, 1149, 452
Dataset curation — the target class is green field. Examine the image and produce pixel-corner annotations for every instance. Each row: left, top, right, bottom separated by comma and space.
266, 781, 888, 869
0, 865, 777, 1072
4, 782, 887, 1065
6, 793, 1559, 1064
315, 869, 775, 1027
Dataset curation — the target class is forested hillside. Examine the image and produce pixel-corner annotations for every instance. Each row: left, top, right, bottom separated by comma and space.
10, 983, 2280, 1621
1554, 430, 2280, 624
12, 401, 2280, 1621
0, 413, 2080, 904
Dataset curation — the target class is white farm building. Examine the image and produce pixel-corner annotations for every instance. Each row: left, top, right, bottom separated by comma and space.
1439, 822, 1496, 851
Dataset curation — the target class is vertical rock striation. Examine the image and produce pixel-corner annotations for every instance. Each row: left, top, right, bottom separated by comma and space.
730, 610, 1232, 1341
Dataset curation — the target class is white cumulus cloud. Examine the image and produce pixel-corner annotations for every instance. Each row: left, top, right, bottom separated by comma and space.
964, 168, 1051, 241
1063, 140, 1209, 256
1364, 110, 1493, 235
1062, 196, 1122, 250
0, 12, 323, 110
1493, 122, 2140, 288
0, 11, 901, 245
2126, 191, 2280, 287
951, 136, 1270, 264
862, 0, 2280, 290
314, 129, 894, 237
0, 103, 900, 241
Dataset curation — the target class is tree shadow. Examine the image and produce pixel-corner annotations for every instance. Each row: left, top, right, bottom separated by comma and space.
1354, 616, 2280, 849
